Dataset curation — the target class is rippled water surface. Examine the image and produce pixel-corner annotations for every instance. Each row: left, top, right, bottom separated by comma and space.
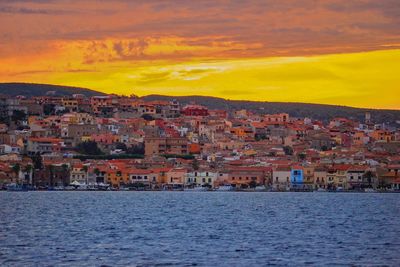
1, 192, 399, 266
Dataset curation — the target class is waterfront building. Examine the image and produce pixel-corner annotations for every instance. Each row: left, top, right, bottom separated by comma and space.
290, 167, 304, 189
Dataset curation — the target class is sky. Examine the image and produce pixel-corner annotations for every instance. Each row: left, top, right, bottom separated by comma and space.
0, 0, 399, 109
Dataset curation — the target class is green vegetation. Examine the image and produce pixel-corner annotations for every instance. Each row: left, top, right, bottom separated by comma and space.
11, 110, 26, 123
31, 153, 43, 170
192, 158, 199, 170
12, 163, 21, 176
75, 141, 103, 155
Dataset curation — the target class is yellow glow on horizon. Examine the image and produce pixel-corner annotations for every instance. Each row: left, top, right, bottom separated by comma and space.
1, 45, 399, 109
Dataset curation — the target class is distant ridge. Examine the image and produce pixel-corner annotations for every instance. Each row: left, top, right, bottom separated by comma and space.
0, 83, 105, 97
141, 94, 400, 125
0, 83, 398, 125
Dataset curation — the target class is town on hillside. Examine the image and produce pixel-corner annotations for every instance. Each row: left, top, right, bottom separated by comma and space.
0, 93, 399, 192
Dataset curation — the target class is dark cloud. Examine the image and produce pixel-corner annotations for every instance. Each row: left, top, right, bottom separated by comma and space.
0, 5, 76, 15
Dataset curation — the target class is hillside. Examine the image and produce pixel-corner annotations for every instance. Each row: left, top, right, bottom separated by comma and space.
0, 83, 398, 125
0, 83, 105, 97
141, 95, 400, 125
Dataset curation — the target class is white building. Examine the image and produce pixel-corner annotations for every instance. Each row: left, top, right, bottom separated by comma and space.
272, 167, 291, 190
186, 170, 218, 187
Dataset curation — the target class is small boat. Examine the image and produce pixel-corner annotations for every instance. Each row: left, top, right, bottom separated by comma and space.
53, 186, 65, 191
215, 185, 234, 191
185, 186, 208, 192
254, 186, 266, 191
6, 183, 28, 192
316, 188, 327, 192
364, 188, 376, 193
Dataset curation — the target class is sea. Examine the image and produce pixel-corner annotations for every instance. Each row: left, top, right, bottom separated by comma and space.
1, 191, 399, 266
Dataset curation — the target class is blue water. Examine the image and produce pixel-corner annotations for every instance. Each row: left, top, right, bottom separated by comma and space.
0, 192, 399, 266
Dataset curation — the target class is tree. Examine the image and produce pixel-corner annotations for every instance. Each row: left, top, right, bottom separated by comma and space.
43, 104, 55, 116
255, 133, 267, 141
115, 142, 127, 151
49, 164, 55, 187
24, 164, 33, 184
283, 146, 293, 155
141, 114, 154, 121
31, 153, 43, 170
298, 152, 306, 161
82, 165, 88, 172
12, 163, 21, 178
192, 158, 199, 170
363, 171, 374, 188
126, 143, 145, 155
249, 180, 257, 188
82, 165, 89, 184
11, 110, 26, 124
61, 164, 69, 186
76, 141, 103, 155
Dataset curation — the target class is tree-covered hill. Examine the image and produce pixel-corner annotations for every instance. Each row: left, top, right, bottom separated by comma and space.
0, 83, 105, 97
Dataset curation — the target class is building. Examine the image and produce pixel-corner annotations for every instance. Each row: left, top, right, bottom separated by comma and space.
186, 170, 218, 187
290, 167, 304, 189
226, 166, 271, 188
144, 137, 188, 156
165, 168, 187, 189
273, 166, 291, 190
26, 137, 63, 155
313, 168, 327, 189
181, 104, 208, 117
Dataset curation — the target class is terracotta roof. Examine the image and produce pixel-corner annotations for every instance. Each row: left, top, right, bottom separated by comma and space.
29, 137, 62, 142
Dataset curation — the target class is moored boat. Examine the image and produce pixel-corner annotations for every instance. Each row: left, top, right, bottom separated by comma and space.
185, 186, 208, 191
215, 185, 234, 191
364, 188, 376, 193
6, 183, 28, 192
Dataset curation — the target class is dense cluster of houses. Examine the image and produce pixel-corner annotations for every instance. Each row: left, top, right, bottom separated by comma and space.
0, 93, 400, 191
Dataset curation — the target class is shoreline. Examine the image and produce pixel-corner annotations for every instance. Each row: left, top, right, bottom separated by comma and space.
2, 188, 399, 193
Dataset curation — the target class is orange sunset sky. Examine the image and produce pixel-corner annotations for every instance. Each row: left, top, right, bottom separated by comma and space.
0, 0, 399, 109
